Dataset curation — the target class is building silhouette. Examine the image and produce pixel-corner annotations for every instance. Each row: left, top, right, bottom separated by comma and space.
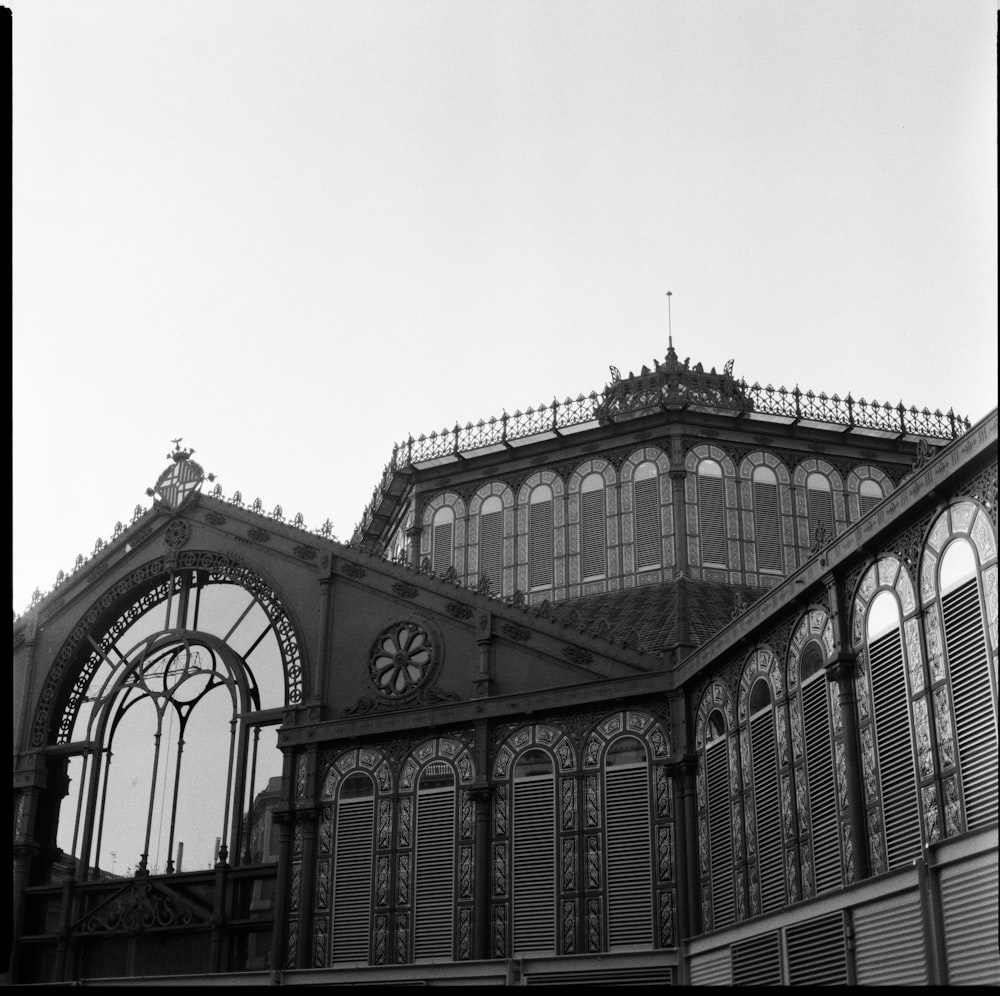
11, 345, 999, 985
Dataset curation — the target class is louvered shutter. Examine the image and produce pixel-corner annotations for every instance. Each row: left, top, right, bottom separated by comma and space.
606, 764, 652, 947
801, 675, 841, 893
750, 710, 784, 912
414, 784, 455, 959
529, 499, 554, 589
479, 509, 503, 595
581, 486, 606, 580
732, 932, 781, 985
513, 774, 555, 952
332, 796, 374, 963
785, 912, 849, 984
807, 485, 835, 541
706, 738, 735, 928
753, 479, 783, 572
432, 521, 453, 575
699, 474, 726, 567
860, 492, 881, 517
869, 628, 922, 867
633, 476, 661, 569
942, 578, 998, 827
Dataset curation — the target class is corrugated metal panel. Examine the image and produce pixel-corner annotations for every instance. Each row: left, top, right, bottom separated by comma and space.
869, 627, 923, 868
940, 858, 1000, 984
731, 931, 781, 985
802, 674, 841, 893
753, 480, 783, 572
750, 710, 784, 913
332, 796, 375, 963
689, 948, 733, 986
854, 891, 927, 985
525, 965, 673, 985
943, 578, 998, 828
606, 764, 652, 947
513, 776, 556, 953
785, 911, 848, 985
414, 788, 454, 960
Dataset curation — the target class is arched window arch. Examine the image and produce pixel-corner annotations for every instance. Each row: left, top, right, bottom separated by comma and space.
512, 748, 556, 953
528, 484, 555, 591
470, 484, 514, 597
45, 554, 302, 885
396, 737, 476, 964
852, 561, 925, 873
846, 465, 893, 522
806, 472, 835, 542
580, 473, 608, 581
604, 736, 651, 947
921, 500, 999, 834
492, 724, 577, 958
431, 506, 455, 575
859, 479, 884, 517
739, 649, 786, 917
633, 461, 662, 569
698, 459, 727, 568
752, 465, 783, 574
696, 686, 739, 931
786, 608, 842, 899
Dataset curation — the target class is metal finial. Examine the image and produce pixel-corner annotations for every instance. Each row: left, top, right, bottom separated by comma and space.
666, 291, 673, 350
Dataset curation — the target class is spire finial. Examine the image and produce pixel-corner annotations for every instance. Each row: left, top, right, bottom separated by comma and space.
666, 291, 673, 350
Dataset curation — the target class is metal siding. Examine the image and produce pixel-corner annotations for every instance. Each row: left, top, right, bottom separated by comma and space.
940, 858, 1000, 984
853, 892, 928, 985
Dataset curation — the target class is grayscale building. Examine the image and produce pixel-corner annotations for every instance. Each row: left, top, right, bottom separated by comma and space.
11, 345, 999, 985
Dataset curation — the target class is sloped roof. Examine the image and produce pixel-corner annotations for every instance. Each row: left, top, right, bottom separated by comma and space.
560, 577, 768, 658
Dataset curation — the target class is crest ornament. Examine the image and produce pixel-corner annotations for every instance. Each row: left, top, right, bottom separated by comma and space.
146, 440, 216, 510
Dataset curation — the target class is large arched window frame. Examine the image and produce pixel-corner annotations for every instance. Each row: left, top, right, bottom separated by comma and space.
491, 724, 577, 958
846, 465, 893, 523
621, 447, 672, 580
36, 552, 303, 886
395, 737, 476, 964
582, 710, 674, 952
738, 453, 795, 585
517, 471, 565, 600
919, 499, 998, 835
567, 459, 616, 593
851, 556, 931, 875
421, 494, 466, 579
468, 483, 515, 597
793, 459, 846, 563
315, 748, 393, 967
686, 445, 738, 579
737, 648, 789, 917
785, 608, 844, 898
695, 683, 744, 931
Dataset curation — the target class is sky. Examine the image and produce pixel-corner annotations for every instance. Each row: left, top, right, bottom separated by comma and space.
12, 0, 999, 616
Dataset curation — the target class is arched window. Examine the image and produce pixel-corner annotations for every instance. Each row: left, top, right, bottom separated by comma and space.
866, 590, 923, 868
432, 507, 455, 575
633, 461, 661, 570
529, 485, 554, 590
413, 762, 456, 960
806, 473, 835, 542
752, 465, 783, 573
605, 737, 652, 947
704, 710, 735, 928
512, 749, 555, 953
798, 642, 840, 894
580, 473, 607, 581
53, 561, 296, 883
748, 679, 784, 913
698, 459, 727, 568
332, 773, 375, 963
937, 539, 998, 828
479, 495, 504, 595
859, 479, 884, 517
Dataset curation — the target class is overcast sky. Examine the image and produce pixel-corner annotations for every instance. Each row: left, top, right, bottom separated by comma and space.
12, 1, 998, 615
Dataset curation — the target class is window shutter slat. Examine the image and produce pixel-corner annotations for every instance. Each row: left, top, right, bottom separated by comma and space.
753, 480, 783, 572
513, 776, 555, 952
332, 798, 374, 963
634, 477, 661, 569
699, 475, 726, 567
529, 500, 554, 589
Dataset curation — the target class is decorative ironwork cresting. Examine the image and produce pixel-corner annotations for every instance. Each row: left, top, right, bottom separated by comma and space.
355, 350, 971, 538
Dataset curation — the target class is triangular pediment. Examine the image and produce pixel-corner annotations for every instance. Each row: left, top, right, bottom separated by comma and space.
73, 874, 213, 933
